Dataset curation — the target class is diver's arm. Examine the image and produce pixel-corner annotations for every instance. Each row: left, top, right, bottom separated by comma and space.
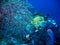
46, 29, 54, 45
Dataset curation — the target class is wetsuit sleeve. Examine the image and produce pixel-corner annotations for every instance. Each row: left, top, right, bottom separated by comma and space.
46, 29, 54, 45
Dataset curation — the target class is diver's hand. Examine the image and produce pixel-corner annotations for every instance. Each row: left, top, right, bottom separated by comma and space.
26, 34, 30, 40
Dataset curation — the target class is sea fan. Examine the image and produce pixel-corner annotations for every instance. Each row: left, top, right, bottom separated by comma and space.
0, 0, 33, 45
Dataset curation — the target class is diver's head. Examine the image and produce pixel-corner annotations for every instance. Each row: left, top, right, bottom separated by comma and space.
31, 12, 45, 28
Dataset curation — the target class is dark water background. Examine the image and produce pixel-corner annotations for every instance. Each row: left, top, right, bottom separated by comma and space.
28, 0, 60, 26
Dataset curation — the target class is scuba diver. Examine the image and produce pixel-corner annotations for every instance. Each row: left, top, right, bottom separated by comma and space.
22, 12, 56, 45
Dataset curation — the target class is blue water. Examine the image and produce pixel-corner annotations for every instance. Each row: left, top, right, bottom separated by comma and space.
28, 0, 60, 26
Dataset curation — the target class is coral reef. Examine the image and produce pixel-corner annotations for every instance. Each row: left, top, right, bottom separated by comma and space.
0, 0, 33, 45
